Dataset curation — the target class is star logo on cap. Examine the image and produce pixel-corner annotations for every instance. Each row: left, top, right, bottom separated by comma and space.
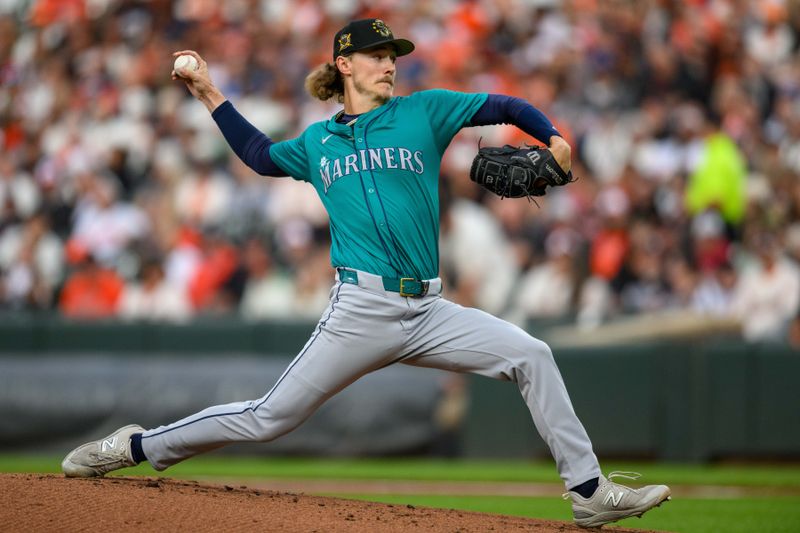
372, 19, 391, 37
338, 33, 352, 52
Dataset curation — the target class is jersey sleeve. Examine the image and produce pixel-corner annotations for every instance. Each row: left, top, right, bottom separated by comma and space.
413, 90, 489, 154
269, 132, 311, 182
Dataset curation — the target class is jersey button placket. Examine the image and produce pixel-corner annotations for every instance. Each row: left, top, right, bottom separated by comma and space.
356, 126, 390, 240
358, 137, 371, 195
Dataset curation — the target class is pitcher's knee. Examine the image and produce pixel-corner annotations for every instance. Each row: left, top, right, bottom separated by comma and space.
507, 333, 554, 362
250, 408, 304, 442
249, 395, 319, 442
501, 335, 555, 379
530, 337, 555, 362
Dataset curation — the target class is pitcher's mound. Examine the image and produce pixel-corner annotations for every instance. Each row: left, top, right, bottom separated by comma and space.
2, 473, 657, 532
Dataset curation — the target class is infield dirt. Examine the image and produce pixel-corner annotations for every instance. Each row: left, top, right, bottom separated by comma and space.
2, 473, 662, 532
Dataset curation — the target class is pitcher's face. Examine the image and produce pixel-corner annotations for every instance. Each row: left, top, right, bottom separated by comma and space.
344, 46, 397, 105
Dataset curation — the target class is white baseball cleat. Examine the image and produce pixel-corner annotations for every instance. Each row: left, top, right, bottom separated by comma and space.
565, 471, 671, 528
61, 424, 144, 478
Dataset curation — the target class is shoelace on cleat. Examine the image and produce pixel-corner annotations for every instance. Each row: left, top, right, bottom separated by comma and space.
607, 471, 642, 493
562, 471, 645, 499
607, 471, 642, 481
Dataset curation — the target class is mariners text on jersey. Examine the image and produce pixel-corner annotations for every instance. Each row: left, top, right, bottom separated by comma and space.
319, 147, 425, 193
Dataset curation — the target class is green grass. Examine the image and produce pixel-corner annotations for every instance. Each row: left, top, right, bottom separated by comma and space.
3, 455, 799, 532
3, 455, 800, 487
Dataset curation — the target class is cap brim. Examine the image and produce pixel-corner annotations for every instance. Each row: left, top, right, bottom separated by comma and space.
344, 38, 415, 58
386, 38, 415, 57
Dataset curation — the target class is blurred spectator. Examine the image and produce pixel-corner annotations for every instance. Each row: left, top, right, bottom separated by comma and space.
0, 155, 41, 222
575, 276, 613, 331
731, 232, 800, 342
510, 226, 580, 321
238, 230, 331, 321
58, 254, 124, 319
164, 226, 204, 295
664, 254, 697, 309
440, 198, 517, 315
174, 161, 233, 228
744, 2, 794, 68
187, 230, 242, 314
589, 186, 630, 282
692, 261, 737, 316
691, 209, 731, 272
612, 220, 672, 314
291, 244, 335, 319
118, 260, 192, 323
224, 158, 272, 242
684, 121, 747, 227
0, 211, 63, 310
239, 237, 295, 321
69, 174, 149, 266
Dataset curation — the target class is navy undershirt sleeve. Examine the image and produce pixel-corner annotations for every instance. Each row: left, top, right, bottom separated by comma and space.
210, 100, 288, 177
469, 94, 561, 145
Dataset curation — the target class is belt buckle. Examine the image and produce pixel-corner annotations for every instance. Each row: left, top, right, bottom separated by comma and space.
399, 277, 429, 297
399, 277, 416, 297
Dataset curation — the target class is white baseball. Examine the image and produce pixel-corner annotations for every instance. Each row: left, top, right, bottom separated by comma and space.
173, 55, 199, 76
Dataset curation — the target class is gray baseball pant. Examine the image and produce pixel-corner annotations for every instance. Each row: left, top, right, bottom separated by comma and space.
141, 269, 601, 488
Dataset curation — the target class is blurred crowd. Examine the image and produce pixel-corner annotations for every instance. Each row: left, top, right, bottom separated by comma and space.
2, 0, 800, 343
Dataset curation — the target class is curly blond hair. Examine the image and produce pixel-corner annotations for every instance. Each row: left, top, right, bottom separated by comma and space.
305, 62, 344, 103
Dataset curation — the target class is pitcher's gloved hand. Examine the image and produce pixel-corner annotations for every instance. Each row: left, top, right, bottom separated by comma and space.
469, 144, 575, 199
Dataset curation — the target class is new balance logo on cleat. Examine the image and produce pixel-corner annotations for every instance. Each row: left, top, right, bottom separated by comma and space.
101, 437, 117, 452
603, 490, 624, 507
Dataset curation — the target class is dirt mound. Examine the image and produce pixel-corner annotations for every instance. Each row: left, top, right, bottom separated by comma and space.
2, 473, 657, 532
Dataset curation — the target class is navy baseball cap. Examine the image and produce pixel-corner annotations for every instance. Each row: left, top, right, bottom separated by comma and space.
333, 18, 415, 62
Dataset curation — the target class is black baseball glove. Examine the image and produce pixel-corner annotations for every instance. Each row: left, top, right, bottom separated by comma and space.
469, 144, 574, 199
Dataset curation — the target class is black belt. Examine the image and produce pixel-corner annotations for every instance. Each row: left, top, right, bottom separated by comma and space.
338, 269, 430, 297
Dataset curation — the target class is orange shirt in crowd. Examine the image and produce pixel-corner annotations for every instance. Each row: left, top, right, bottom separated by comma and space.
59, 266, 124, 319
188, 243, 239, 310
30, 0, 86, 26
590, 229, 629, 281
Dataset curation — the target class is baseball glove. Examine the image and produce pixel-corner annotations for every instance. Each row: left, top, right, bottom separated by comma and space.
469, 144, 574, 199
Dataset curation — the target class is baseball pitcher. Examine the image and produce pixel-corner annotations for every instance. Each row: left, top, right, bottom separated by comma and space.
62, 18, 670, 528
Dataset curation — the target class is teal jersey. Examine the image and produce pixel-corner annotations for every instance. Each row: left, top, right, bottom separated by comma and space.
270, 89, 488, 279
